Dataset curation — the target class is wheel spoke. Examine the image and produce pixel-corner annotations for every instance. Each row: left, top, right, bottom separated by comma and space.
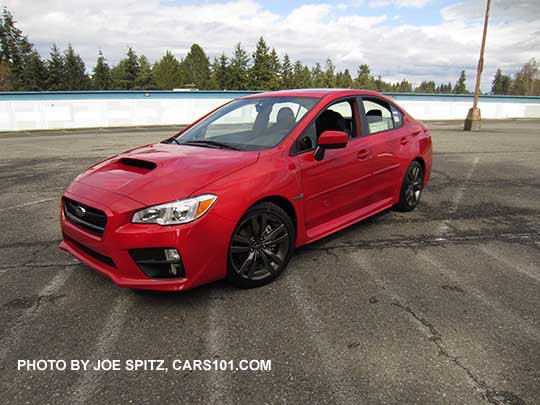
262, 248, 283, 266
267, 233, 288, 245
238, 251, 255, 276
247, 251, 258, 279
260, 250, 274, 274
251, 217, 260, 238
406, 189, 414, 204
260, 214, 268, 235
263, 224, 285, 243
231, 245, 250, 253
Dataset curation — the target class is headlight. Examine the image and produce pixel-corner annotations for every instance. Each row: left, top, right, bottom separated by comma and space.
132, 194, 217, 225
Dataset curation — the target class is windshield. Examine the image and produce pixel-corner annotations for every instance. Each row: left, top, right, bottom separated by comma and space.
173, 96, 319, 151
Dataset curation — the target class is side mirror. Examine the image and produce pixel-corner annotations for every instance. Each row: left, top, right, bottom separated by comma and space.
314, 130, 348, 161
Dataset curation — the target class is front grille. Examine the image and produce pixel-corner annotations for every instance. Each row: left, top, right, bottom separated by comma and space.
65, 236, 116, 268
64, 198, 107, 236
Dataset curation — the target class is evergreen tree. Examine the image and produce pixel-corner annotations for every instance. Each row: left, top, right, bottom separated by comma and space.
415, 80, 436, 93
46, 44, 64, 90
268, 48, 281, 90
250, 37, 272, 89
281, 54, 293, 89
213, 53, 230, 90
335, 71, 343, 87
337, 69, 353, 88
292, 60, 311, 88
374, 75, 391, 92
311, 62, 325, 87
229, 43, 250, 90
395, 79, 412, 92
111, 47, 140, 90
453, 70, 468, 94
208, 57, 221, 90
64, 43, 88, 90
491, 68, 504, 95
0, 60, 10, 90
0, 7, 34, 90
152, 51, 183, 90
501, 75, 512, 95
21, 49, 47, 90
183, 43, 210, 89
92, 50, 111, 90
125, 47, 140, 87
355, 64, 373, 89
323, 58, 336, 88
135, 55, 154, 89
433, 82, 444, 93
438, 81, 452, 93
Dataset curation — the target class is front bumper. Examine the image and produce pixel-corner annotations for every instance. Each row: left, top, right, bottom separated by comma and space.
59, 181, 234, 291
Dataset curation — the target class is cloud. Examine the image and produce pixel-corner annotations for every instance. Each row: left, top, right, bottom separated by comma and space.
368, 0, 431, 8
3, 0, 540, 91
442, 0, 540, 23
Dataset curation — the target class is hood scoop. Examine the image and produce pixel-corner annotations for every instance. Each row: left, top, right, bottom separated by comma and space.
116, 158, 157, 173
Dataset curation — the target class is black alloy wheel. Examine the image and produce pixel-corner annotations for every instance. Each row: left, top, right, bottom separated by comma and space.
395, 161, 424, 212
228, 202, 294, 288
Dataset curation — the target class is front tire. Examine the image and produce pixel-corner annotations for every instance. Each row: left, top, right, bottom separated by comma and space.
227, 202, 295, 288
395, 161, 424, 212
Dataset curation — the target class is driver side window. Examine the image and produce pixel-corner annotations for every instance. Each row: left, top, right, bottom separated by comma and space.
294, 99, 357, 154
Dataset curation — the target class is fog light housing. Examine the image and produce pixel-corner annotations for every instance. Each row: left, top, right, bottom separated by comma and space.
129, 248, 185, 279
164, 248, 182, 276
164, 248, 180, 261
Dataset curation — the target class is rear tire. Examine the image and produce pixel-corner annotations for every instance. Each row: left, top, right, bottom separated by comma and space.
227, 202, 295, 288
395, 161, 424, 212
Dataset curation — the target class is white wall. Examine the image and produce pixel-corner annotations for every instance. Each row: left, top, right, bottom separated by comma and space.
1, 92, 539, 131
399, 99, 540, 120
0, 98, 230, 131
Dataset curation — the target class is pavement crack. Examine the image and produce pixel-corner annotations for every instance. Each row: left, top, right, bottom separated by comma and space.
3, 293, 67, 310
0, 240, 61, 249
300, 230, 540, 254
0, 262, 78, 270
391, 301, 525, 405
21, 245, 50, 267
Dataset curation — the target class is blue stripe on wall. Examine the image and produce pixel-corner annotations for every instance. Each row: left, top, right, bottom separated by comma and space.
0, 90, 539, 103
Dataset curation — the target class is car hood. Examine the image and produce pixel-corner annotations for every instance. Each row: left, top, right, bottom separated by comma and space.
74, 143, 259, 206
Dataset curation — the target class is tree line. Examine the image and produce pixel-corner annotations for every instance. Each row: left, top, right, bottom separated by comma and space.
1, 7, 538, 95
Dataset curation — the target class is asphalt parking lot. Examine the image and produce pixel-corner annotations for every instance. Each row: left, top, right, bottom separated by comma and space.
0, 120, 539, 404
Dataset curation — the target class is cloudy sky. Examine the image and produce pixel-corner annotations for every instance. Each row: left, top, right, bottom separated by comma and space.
4, 0, 540, 90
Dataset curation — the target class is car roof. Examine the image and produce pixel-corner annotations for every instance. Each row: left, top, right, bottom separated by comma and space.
241, 88, 386, 100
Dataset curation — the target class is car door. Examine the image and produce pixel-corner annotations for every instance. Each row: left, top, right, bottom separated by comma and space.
359, 97, 405, 202
294, 98, 373, 233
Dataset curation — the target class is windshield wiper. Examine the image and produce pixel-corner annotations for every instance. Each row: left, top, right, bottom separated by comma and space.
179, 140, 240, 151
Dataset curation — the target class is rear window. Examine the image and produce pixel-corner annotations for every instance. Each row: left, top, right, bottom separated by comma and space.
363, 98, 395, 134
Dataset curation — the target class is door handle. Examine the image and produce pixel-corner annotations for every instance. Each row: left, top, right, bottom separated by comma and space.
400, 137, 409, 145
411, 130, 422, 137
357, 149, 370, 160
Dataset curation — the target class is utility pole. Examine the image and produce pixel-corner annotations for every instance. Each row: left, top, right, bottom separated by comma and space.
464, 0, 491, 131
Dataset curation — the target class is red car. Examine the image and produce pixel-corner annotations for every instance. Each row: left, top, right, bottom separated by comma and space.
60, 89, 432, 291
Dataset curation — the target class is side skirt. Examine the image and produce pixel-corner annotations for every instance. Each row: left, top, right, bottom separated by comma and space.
303, 197, 394, 245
